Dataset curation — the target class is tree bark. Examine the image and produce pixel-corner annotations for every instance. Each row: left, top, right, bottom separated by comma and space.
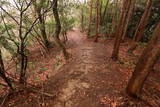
111, 0, 132, 60
99, 0, 103, 25
94, 0, 100, 42
100, 0, 109, 25
87, 0, 93, 36
126, 23, 160, 97
128, 0, 152, 53
33, 1, 51, 48
52, 0, 69, 59
38, 11, 50, 48
121, 0, 136, 41
19, 43, 28, 85
81, 7, 84, 32
111, 0, 119, 36
0, 50, 13, 90
19, 10, 28, 85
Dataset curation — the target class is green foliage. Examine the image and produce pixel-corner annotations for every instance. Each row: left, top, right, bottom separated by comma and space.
5, 24, 16, 30
0, 1, 10, 6
33, 0, 50, 11
28, 62, 36, 69
61, 16, 76, 35
0, 36, 15, 55
127, 0, 160, 42
0, 23, 15, 33
38, 67, 48, 73
54, 55, 64, 70
45, 19, 56, 36
0, 22, 17, 55
79, 4, 89, 31
86, 0, 117, 35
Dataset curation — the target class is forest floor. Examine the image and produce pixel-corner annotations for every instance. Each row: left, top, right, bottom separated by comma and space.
1, 28, 160, 107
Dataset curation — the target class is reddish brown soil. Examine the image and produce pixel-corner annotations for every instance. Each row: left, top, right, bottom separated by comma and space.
1, 28, 160, 107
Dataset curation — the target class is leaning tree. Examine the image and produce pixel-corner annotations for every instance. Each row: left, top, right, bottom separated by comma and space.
128, 0, 152, 53
126, 22, 160, 97
111, 0, 132, 60
52, 0, 69, 59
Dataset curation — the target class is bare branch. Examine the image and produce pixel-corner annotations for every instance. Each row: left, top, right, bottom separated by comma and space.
24, 17, 38, 38
0, 6, 19, 25
22, 0, 33, 13
13, 0, 20, 10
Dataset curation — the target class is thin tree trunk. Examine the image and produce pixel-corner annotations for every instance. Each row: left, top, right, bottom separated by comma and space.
19, 11, 28, 85
0, 50, 13, 90
126, 23, 160, 97
88, 0, 93, 36
128, 0, 152, 53
19, 43, 28, 84
121, 0, 136, 41
52, 0, 69, 60
111, 0, 119, 36
111, 0, 132, 60
100, 0, 109, 25
81, 8, 84, 32
99, 0, 103, 25
94, 0, 100, 42
38, 12, 50, 48
33, 1, 51, 48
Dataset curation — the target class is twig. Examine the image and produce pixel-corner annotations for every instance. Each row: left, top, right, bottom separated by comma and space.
27, 87, 56, 98
0, 93, 8, 107
37, 98, 41, 107
0, 83, 8, 87
12, 82, 56, 98
41, 79, 45, 106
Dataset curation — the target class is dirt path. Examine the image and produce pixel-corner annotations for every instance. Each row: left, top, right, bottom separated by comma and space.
45, 28, 130, 107
3, 29, 159, 107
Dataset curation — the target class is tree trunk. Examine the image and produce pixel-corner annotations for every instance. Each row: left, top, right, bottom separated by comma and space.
111, 0, 119, 36
81, 7, 84, 32
38, 11, 51, 48
111, 0, 132, 60
99, 0, 103, 25
0, 50, 13, 90
33, 1, 51, 48
19, 43, 28, 85
128, 0, 152, 53
87, 0, 93, 36
52, 0, 69, 60
121, 0, 136, 41
100, 0, 109, 25
18, 11, 28, 85
126, 23, 160, 97
94, 0, 100, 42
